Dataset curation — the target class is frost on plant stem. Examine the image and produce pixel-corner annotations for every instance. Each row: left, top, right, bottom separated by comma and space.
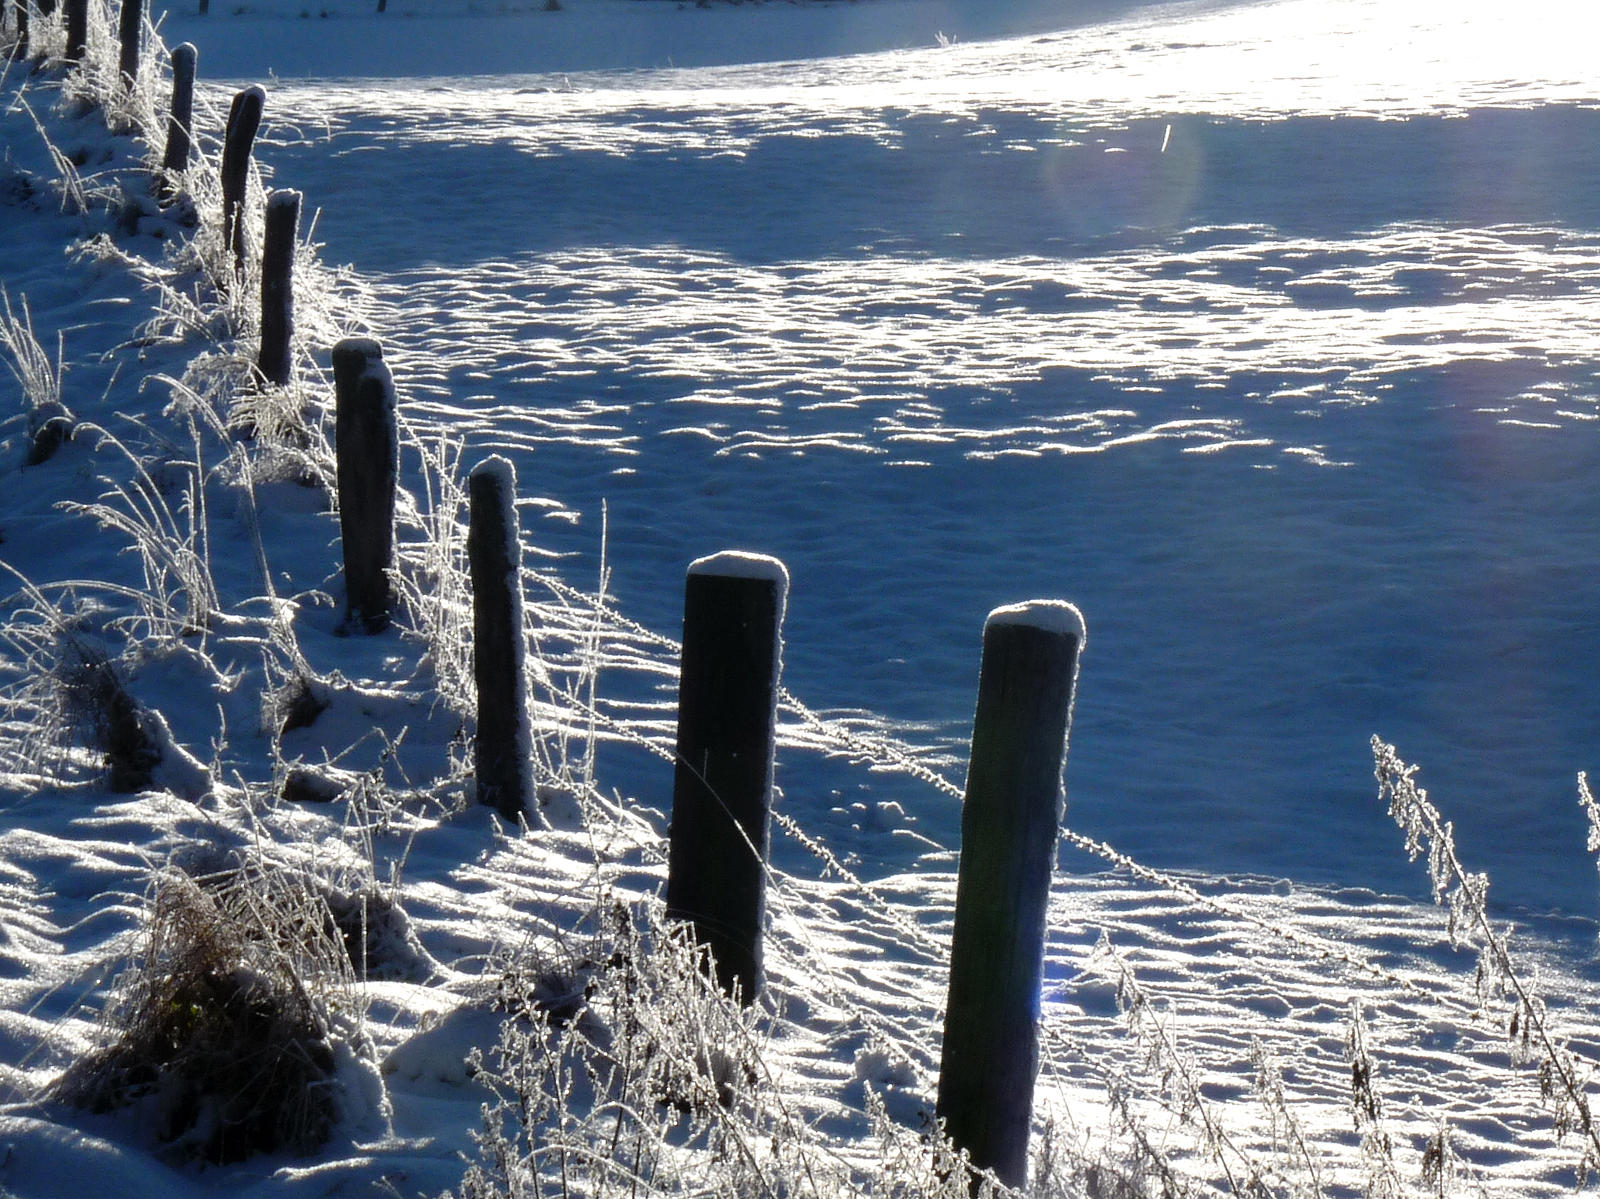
1095, 933, 1276, 1198
1578, 771, 1600, 907
1343, 1001, 1406, 1199
1373, 737, 1600, 1185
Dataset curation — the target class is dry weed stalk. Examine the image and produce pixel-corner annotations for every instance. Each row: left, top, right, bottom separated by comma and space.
1374, 737, 1600, 1185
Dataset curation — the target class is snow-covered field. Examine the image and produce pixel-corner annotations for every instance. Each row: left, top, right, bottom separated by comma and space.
3, 0, 1600, 1194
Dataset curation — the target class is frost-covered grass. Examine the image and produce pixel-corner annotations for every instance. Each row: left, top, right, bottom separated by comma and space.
7, 3, 1600, 1199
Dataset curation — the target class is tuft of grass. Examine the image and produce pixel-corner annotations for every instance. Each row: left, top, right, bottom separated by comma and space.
51, 863, 364, 1162
0, 286, 74, 464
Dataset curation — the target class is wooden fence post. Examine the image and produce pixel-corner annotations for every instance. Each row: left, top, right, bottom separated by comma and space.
468, 456, 534, 822
257, 189, 299, 389
64, 0, 85, 62
331, 338, 397, 634
936, 600, 1085, 1190
665, 551, 788, 1006
9, 0, 27, 62
158, 43, 196, 195
220, 85, 265, 276
117, 0, 141, 86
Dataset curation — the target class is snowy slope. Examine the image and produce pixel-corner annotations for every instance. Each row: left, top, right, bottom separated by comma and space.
2, 0, 1600, 1196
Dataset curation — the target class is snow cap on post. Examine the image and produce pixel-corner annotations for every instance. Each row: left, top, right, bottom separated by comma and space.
984, 598, 1086, 652
688, 549, 790, 589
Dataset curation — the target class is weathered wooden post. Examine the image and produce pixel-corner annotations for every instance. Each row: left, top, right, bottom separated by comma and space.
64, 0, 86, 62
9, 0, 27, 63
116, 0, 141, 86
220, 85, 265, 276
256, 189, 299, 389
467, 456, 534, 822
936, 600, 1085, 1190
158, 43, 197, 195
665, 551, 788, 1006
331, 338, 397, 633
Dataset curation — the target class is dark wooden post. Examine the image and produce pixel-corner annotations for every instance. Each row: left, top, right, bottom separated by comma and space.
220, 86, 265, 276
158, 43, 196, 195
256, 189, 299, 389
468, 456, 533, 822
5, 0, 23, 61
936, 600, 1085, 1190
332, 338, 397, 634
116, 0, 141, 86
665, 551, 788, 1006
9, 0, 27, 63
64, 0, 86, 62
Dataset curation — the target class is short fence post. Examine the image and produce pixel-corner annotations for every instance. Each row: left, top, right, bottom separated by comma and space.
936, 600, 1085, 1190
220, 85, 265, 277
665, 551, 788, 1006
331, 338, 397, 634
116, 0, 141, 86
468, 456, 534, 822
256, 189, 299, 389
158, 43, 196, 195
64, 0, 85, 62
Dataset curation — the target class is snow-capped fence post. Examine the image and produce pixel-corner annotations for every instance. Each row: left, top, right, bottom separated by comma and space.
116, 0, 142, 87
468, 456, 534, 822
936, 600, 1085, 1191
256, 189, 299, 389
332, 338, 398, 634
220, 85, 265, 277
158, 43, 197, 196
665, 552, 788, 1006
64, 0, 85, 62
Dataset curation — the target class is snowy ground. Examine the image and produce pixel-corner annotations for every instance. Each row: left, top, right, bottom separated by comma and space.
2, 0, 1600, 1195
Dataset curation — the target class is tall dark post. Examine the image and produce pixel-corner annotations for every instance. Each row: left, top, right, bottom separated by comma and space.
159, 43, 197, 194
116, 0, 141, 86
220, 86, 265, 276
257, 189, 299, 389
936, 600, 1085, 1190
64, 0, 86, 62
665, 551, 787, 1006
10, 0, 27, 62
468, 456, 533, 822
332, 338, 397, 634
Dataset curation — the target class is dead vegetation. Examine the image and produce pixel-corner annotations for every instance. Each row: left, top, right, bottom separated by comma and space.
51, 863, 369, 1163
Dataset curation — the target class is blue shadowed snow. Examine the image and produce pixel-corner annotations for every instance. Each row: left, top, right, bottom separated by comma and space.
248, 83, 1600, 913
